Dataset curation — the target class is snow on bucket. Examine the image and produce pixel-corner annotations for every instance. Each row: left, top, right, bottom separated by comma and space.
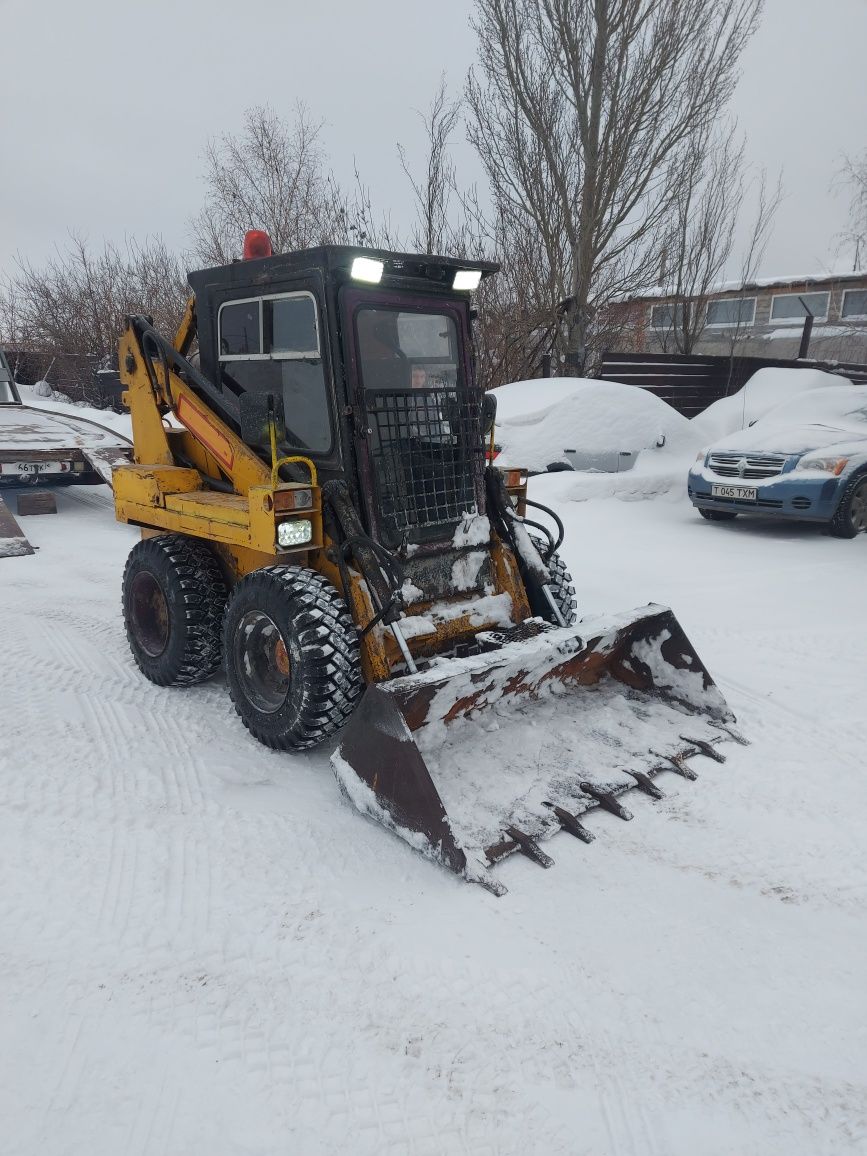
332, 604, 737, 892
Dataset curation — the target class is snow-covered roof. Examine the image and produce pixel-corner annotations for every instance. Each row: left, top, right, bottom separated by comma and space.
621, 266, 867, 303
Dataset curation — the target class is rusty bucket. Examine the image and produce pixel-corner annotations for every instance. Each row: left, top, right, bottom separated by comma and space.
332, 604, 739, 893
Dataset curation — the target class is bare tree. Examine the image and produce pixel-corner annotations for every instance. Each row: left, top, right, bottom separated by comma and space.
191, 104, 351, 263
838, 150, 867, 271
466, 0, 764, 373
398, 76, 463, 255
0, 234, 189, 394
655, 125, 781, 354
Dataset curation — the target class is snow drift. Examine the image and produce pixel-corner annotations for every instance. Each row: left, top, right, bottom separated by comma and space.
697, 367, 852, 442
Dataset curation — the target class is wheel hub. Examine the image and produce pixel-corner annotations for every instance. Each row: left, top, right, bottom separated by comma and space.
234, 610, 292, 713
129, 570, 170, 657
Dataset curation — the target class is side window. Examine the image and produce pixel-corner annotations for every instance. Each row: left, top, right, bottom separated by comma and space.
219, 292, 331, 455
219, 300, 261, 355
267, 296, 319, 356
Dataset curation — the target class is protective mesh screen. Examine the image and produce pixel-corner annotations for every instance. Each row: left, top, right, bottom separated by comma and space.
365, 388, 485, 537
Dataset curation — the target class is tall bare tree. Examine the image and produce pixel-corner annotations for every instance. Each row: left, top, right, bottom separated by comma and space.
397, 76, 463, 255
654, 125, 781, 354
838, 149, 867, 271
466, 0, 764, 373
191, 104, 348, 264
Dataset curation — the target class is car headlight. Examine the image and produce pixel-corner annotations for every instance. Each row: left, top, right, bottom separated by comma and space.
694, 450, 707, 463
795, 456, 849, 475
277, 518, 313, 548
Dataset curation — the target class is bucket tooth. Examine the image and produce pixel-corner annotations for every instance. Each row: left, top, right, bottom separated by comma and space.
504, 826, 555, 868
651, 750, 698, 780
543, 802, 595, 843
485, 836, 519, 864
710, 720, 750, 746
579, 782, 633, 821
628, 770, 664, 800
680, 736, 726, 763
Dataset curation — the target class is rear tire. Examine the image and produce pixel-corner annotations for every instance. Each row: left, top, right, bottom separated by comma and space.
122, 534, 227, 686
829, 473, 867, 538
699, 509, 738, 522
528, 531, 578, 626
223, 566, 363, 751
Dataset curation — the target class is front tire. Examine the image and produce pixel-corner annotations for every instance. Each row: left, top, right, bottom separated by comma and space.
223, 566, 363, 751
122, 534, 227, 686
699, 509, 738, 522
829, 474, 867, 538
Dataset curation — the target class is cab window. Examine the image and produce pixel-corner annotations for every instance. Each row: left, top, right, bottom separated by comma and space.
218, 292, 331, 454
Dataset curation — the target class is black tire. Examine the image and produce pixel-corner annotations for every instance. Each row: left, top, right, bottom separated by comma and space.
223, 566, 363, 751
122, 534, 227, 686
699, 509, 738, 522
829, 473, 867, 539
528, 531, 578, 626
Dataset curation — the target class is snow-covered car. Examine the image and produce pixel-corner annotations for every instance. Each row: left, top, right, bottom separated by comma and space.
689, 383, 867, 537
492, 376, 702, 473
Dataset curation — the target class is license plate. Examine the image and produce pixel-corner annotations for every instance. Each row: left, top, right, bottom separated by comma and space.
12, 461, 67, 474
711, 483, 756, 501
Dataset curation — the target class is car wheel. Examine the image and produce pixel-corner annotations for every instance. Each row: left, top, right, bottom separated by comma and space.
699, 509, 738, 522
829, 473, 867, 538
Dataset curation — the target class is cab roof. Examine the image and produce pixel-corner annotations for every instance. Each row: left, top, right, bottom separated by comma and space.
187, 245, 499, 296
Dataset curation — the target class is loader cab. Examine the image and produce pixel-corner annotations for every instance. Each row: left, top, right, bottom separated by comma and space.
188, 244, 497, 550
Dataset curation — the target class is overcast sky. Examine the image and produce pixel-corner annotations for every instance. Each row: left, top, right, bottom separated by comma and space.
2, 0, 865, 280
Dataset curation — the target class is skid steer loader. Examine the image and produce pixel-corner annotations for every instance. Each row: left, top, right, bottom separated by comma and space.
114, 233, 742, 893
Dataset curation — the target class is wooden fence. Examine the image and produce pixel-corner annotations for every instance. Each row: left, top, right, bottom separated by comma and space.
595, 351, 867, 417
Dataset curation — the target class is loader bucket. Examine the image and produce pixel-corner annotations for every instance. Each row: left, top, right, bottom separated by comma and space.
332, 604, 739, 893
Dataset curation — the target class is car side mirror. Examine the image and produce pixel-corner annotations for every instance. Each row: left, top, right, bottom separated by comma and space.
239, 391, 286, 447
482, 391, 497, 436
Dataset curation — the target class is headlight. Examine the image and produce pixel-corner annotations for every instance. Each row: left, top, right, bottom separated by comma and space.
694, 450, 706, 462
350, 256, 384, 283
795, 456, 849, 475
277, 519, 313, 548
453, 269, 483, 291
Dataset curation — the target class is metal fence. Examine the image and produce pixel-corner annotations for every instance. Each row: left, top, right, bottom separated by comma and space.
595, 351, 867, 417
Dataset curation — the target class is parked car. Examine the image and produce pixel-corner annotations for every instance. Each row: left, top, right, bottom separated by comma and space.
688, 384, 867, 537
492, 377, 701, 473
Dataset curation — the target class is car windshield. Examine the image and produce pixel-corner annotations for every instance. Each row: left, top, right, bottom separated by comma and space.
758, 386, 867, 434
0, 379, 17, 404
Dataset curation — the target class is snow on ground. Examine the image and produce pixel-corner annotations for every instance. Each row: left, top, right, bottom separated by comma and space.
1, 479, 866, 1154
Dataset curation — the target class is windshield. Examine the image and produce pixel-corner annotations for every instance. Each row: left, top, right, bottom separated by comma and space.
355, 308, 460, 393
353, 303, 483, 541
0, 380, 17, 404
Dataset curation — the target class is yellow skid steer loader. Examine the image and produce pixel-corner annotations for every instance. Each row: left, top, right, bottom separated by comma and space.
114, 233, 741, 893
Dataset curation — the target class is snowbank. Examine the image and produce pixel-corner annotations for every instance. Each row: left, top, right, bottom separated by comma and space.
697, 367, 851, 442
492, 377, 706, 472
16, 382, 133, 440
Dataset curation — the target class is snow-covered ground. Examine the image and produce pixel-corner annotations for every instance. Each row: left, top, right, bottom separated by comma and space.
2, 479, 866, 1154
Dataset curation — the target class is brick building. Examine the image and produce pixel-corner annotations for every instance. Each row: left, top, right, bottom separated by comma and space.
613, 269, 867, 363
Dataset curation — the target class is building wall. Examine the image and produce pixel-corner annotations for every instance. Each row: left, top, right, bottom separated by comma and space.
617, 274, 867, 364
